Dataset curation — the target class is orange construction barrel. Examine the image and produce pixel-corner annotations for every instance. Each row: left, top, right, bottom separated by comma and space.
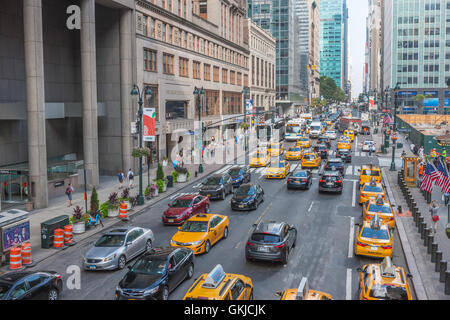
9, 247, 22, 270
64, 225, 73, 245
21, 242, 32, 265
53, 228, 64, 248
119, 202, 128, 220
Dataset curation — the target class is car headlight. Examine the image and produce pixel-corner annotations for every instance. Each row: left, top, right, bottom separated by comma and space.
170, 240, 177, 245
144, 287, 159, 296
104, 254, 117, 262
115, 286, 122, 293
191, 240, 203, 246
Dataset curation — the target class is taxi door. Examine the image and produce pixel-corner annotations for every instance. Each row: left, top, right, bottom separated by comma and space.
209, 216, 222, 245
230, 279, 250, 300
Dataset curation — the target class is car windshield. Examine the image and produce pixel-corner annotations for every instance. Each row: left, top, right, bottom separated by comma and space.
369, 284, 408, 300
363, 170, 380, 177
300, 138, 309, 142
130, 257, 166, 275
251, 233, 281, 243
286, 126, 301, 133
327, 131, 335, 134
0, 282, 12, 299
303, 155, 315, 160
368, 204, 392, 214
361, 228, 389, 240
236, 185, 255, 196
316, 145, 326, 150
204, 177, 222, 185
311, 126, 321, 131
95, 234, 125, 247
288, 148, 301, 152
270, 162, 285, 168
180, 221, 208, 232
170, 199, 192, 208
253, 152, 266, 158
293, 171, 307, 177
327, 161, 342, 167
363, 186, 383, 193
228, 168, 242, 176
270, 144, 280, 149
364, 141, 374, 145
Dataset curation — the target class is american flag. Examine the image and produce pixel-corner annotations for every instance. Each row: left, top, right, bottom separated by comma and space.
420, 162, 440, 193
436, 157, 450, 193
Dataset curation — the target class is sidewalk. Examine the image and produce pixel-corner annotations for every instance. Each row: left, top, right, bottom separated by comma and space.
0, 143, 247, 273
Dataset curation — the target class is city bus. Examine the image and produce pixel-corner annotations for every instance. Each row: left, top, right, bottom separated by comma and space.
285, 120, 303, 142
256, 118, 286, 142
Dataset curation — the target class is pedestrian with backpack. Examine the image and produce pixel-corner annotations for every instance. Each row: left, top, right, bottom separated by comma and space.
65, 183, 74, 207
118, 170, 124, 189
127, 169, 134, 188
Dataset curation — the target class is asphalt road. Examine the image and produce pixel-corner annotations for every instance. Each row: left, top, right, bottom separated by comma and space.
26, 129, 414, 300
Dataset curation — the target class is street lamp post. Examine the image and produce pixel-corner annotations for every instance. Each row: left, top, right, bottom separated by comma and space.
194, 87, 205, 173
242, 86, 250, 151
131, 84, 152, 206
393, 82, 400, 132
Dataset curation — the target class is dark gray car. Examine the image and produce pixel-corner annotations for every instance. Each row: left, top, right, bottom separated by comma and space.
245, 221, 297, 264
199, 173, 233, 200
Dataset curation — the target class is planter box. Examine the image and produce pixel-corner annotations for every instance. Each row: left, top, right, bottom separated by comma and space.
72, 222, 86, 234
163, 160, 168, 166
177, 173, 187, 183
108, 207, 119, 217
152, 189, 159, 197
162, 184, 167, 192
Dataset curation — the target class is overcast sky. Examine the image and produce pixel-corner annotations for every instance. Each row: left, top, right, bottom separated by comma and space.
348, 0, 368, 99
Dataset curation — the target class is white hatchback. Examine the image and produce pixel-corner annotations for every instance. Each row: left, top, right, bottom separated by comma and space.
325, 130, 337, 140
362, 141, 376, 152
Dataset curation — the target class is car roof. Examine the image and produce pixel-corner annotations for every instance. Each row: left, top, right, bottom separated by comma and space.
208, 174, 225, 179
0, 271, 35, 283
328, 158, 343, 162
107, 227, 135, 234
362, 164, 380, 170
255, 221, 285, 235
143, 247, 178, 259
176, 194, 198, 200
188, 213, 218, 222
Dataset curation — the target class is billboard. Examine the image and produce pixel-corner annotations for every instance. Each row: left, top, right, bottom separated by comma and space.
143, 108, 156, 142
423, 98, 439, 107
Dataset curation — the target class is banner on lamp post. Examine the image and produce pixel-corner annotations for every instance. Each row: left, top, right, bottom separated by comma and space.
143, 108, 156, 142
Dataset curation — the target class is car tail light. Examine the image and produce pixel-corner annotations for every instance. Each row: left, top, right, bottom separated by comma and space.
246, 241, 254, 247
320, 179, 325, 183
336, 180, 342, 183
302, 179, 308, 182
287, 179, 293, 182
55, 274, 61, 279
274, 243, 285, 249
382, 246, 392, 250
357, 242, 368, 247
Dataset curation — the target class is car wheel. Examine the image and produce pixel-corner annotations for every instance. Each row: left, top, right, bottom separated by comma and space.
223, 227, 229, 239
205, 204, 210, 213
292, 231, 297, 248
187, 263, 194, 279
282, 248, 289, 264
145, 239, 153, 252
48, 288, 59, 300
221, 190, 226, 200
118, 255, 126, 270
161, 286, 169, 300
249, 290, 254, 300
204, 240, 211, 254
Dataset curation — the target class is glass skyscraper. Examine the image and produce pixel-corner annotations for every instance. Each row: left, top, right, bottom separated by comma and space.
320, 0, 348, 89
383, 0, 450, 114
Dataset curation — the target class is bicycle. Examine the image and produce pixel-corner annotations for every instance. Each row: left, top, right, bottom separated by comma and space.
87, 211, 104, 228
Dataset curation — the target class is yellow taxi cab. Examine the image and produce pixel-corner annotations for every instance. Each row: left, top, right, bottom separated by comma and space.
276, 277, 332, 300
183, 264, 253, 300
344, 129, 355, 142
363, 196, 395, 229
355, 214, 393, 259
337, 141, 351, 150
296, 137, 311, 148
359, 179, 386, 204
301, 152, 321, 168
326, 120, 333, 127
358, 257, 412, 300
266, 159, 290, 179
268, 142, 284, 157
170, 214, 229, 255
250, 149, 270, 167
359, 164, 381, 186
285, 147, 303, 161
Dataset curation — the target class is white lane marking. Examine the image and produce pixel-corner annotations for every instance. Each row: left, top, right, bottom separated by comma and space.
353, 165, 361, 176
355, 136, 358, 150
352, 180, 356, 207
346, 268, 352, 300
355, 151, 360, 157
308, 201, 314, 213
250, 168, 257, 173
255, 167, 264, 174
169, 193, 180, 200
215, 164, 233, 174
192, 183, 202, 188
348, 217, 354, 258
345, 166, 353, 176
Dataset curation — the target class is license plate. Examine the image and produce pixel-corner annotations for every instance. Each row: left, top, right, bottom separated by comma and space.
207, 194, 211, 197
258, 247, 270, 252
239, 205, 244, 208
89, 265, 97, 270
370, 246, 378, 251
168, 219, 174, 223
327, 182, 333, 186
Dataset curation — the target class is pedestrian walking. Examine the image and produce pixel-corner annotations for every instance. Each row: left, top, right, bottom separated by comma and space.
444, 191, 450, 206
118, 170, 124, 189
418, 146, 424, 161
413, 145, 418, 155
429, 200, 440, 233
410, 143, 415, 153
127, 168, 134, 188
65, 183, 74, 207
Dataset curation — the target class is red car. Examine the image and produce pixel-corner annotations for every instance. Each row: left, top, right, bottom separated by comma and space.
162, 194, 210, 225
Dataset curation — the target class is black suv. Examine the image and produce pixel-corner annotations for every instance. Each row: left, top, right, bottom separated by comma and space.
199, 173, 233, 200
324, 158, 345, 176
228, 166, 251, 188
0, 271, 63, 300
115, 247, 194, 300
313, 144, 329, 159
319, 171, 343, 194
231, 183, 264, 211
336, 149, 352, 163
245, 221, 297, 264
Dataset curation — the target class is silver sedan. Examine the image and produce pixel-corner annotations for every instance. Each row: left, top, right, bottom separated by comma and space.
83, 227, 155, 271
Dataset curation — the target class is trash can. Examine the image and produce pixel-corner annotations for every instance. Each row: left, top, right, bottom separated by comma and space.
41, 215, 69, 249
166, 175, 174, 188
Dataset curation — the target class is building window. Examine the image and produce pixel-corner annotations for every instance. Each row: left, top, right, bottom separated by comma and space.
183, 0, 187, 17
163, 53, 174, 74
144, 48, 157, 72
162, 0, 166, 9
244, 74, 248, 87
237, 72, 242, 86
178, 0, 181, 15
162, 23, 166, 42
179, 57, 189, 77
230, 70, 235, 85
204, 63, 211, 81
222, 68, 228, 83
168, 0, 172, 12
223, 91, 242, 115
193, 61, 201, 79
150, 18, 155, 38
168, 26, 172, 43
213, 66, 220, 82
196, 90, 220, 117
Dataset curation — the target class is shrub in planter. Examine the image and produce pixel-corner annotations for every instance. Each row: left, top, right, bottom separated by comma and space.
90, 187, 99, 213
72, 205, 83, 222
99, 201, 109, 218
129, 196, 138, 208
156, 163, 165, 181
186, 170, 190, 180
150, 184, 158, 196
72, 205, 86, 234
171, 171, 179, 183
120, 187, 130, 200
156, 179, 165, 193
108, 192, 119, 210
175, 166, 188, 174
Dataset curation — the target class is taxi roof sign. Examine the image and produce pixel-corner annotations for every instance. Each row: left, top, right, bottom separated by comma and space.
369, 178, 377, 187
202, 264, 226, 289
375, 195, 384, 205
380, 257, 396, 278
370, 214, 382, 230
296, 277, 309, 300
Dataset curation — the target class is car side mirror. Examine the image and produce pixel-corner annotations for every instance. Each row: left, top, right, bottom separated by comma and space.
126, 241, 132, 246
245, 283, 252, 288
355, 223, 360, 226
407, 273, 413, 278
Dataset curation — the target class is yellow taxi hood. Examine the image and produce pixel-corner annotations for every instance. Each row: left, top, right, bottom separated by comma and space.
172, 231, 207, 243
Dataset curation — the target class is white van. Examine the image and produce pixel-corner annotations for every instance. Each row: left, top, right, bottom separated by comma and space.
309, 121, 322, 138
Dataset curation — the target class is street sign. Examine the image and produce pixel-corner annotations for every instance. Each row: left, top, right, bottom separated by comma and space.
245, 99, 253, 113
131, 121, 137, 134
143, 108, 156, 142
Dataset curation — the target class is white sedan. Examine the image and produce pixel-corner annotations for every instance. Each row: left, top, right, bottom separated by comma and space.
362, 141, 376, 152
325, 130, 337, 140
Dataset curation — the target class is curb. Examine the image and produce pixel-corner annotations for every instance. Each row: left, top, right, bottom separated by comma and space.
381, 168, 428, 300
